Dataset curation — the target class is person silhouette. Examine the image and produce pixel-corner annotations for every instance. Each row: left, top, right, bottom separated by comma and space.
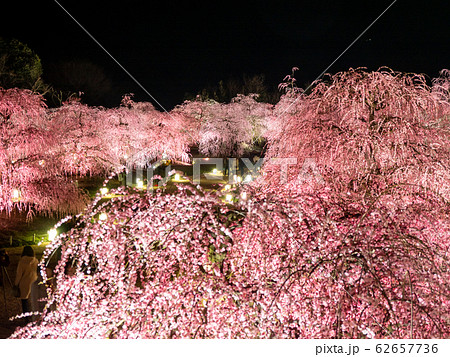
14, 246, 39, 322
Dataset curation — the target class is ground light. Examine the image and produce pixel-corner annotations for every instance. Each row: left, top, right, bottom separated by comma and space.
136, 179, 144, 189
99, 187, 108, 195
48, 228, 57, 242
232, 174, 243, 183
98, 213, 108, 221
174, 173, 181, 181
225, 194, 233, 202
205, 168, 223, 181
12, 189, 20, 202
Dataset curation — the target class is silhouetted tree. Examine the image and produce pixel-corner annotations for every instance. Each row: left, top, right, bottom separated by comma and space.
46, 59, 114, 106
187, 74, 280, 104
0, 38, 46, 92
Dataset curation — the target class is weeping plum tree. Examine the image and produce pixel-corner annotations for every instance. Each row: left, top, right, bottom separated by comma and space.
230, 94, 272, 151
107, 95, 194, 167
432, 69, 450, 102
176, 94, 272, 157
11, 184, 253, 338
264, 67, 450, 199
49, 99, 113, 176
50, 95, 194, 175
0, 88, 86, 216
0, 90, 194, 218
256, 67, 450, 336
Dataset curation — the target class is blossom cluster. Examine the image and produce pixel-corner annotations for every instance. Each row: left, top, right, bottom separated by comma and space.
10, 181, 450, 338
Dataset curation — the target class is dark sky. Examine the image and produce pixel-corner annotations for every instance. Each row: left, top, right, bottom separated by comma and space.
2, 0, 449, 109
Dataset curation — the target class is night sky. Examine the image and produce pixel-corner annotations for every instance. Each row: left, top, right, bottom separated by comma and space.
2, 0, 449, 109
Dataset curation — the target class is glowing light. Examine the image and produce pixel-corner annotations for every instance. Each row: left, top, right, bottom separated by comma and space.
100, 187, 108, 195
174, 173, 181, 181
12, 189, 20, 199
136, 179, 144, 189
212, 168, 218, 174
48, 228, 57, 241
204, 158, 210, 161
225, 194, 233, 202
237, 176, 242, 183
99, 213, 108, 221
224, 184, 231, 191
